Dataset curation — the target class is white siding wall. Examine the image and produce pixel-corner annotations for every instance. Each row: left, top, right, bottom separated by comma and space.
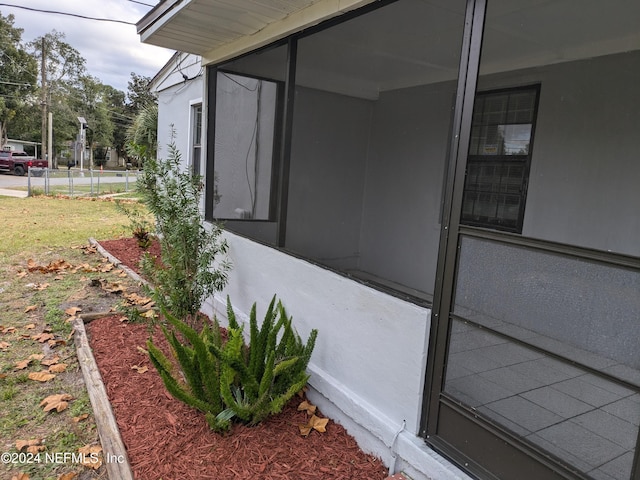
155, 57, 204, 173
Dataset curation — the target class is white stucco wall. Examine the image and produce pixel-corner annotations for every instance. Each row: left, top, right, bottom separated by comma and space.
200, 231, 471, 480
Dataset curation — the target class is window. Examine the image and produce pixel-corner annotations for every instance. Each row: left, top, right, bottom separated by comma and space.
191, 103, 202, 177
462, 85, 540, 232
212, 72, 280, 220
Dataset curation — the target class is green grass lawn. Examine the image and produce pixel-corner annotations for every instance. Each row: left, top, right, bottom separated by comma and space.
0, 196, 151, 479
0, 196, 143, 262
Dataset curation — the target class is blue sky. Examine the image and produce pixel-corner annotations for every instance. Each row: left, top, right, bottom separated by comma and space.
1, 0, 174, 92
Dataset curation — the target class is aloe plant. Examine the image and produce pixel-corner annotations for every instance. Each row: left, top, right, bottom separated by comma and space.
147, 296, 318, 432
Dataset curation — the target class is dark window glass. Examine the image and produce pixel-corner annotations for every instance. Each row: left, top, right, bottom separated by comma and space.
191, 104, 202, 177
462, 86, 539, 232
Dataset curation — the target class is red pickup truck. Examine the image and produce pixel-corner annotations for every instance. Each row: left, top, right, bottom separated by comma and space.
0, 151, 47, 176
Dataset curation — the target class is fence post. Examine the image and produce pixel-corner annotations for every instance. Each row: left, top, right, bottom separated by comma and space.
27, 169, 32, 197
90, 169, 94, 196
125, 170, 129, 191
45, 168, 49, 195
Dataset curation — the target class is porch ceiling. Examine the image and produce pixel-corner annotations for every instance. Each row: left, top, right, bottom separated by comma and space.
137, 0, 374, 63
138, 0, 640, 91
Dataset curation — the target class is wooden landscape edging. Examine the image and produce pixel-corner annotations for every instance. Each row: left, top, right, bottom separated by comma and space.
71, 237, 142, 480
73, 316, 134, 480
88, 237, 149, 287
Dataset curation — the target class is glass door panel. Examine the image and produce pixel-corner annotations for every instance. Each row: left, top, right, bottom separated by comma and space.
444, 234, 640, 480
429, 2, 640, 478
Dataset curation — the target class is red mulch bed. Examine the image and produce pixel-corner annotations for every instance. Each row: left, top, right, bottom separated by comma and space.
98, 237, 162, 275
87, 237, 389, 480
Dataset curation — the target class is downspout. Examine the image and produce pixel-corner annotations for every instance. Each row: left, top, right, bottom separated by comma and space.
389, 420, 406, 476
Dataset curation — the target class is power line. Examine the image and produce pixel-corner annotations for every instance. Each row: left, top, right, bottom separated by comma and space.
127, 0, 156, 7
0, 4, 137, 25
0, 79, 33, 87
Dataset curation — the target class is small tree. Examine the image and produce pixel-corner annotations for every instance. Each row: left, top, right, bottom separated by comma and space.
126, 104, 157, 167
137, 136, 230, 322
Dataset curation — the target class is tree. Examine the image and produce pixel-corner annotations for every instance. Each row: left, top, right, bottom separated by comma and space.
0, 12, 38, 147
102, 84, 130, 162
126, 103, 158, 166
126, 73, 156, 112
28, 31, 87, 163
70, 75, 114, 166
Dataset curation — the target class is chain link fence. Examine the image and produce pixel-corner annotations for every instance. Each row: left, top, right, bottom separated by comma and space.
27, 168, 141, 197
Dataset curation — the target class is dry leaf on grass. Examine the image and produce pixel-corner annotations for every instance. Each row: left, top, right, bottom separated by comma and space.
16, 270, 27, 278
10, 471, 29, 480
16, 439, 45, 453
24, 306, 37, 313
99, 262, 115, 273
1, 325, 17, 334
0, 341, 11, 350
64, 307, 82, 316
58, 473, 78, 480
24, 323, 36, 330
299, 414, 329, 436
81, 245, 97, 254
40, 393, 73, 412
78, 444, 103, 469
124, 293, 153, 305
32, 332, 55, 343
73, 413, 89, 423
29, 371, 56, 382
15, 359, 32, 370
57, 472, 77, 480
49, 363, 68, 373
131, 365, 148, 374
29, 353, 44, 361
41, 355, 60, 366
48, 338, 67, 348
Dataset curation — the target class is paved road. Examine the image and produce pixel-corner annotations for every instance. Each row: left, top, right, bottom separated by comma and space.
0, 170, 139, 197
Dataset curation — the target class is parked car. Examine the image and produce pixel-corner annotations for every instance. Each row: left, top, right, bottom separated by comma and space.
0, 151, 47, 176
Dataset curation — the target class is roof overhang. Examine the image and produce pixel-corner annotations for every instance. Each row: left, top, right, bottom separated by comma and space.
137, 0, 375, 66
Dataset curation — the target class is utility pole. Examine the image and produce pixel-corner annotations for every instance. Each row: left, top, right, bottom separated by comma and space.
40, 38, 49, 168
48, 112, 53, 168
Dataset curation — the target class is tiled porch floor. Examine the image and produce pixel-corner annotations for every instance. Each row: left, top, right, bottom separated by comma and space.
445, 320, 639, 480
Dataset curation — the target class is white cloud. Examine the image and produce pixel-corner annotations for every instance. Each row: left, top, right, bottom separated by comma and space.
2, 0, 174, 92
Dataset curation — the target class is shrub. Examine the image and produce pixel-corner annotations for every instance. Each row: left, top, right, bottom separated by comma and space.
147, 296, 318, 432
136, 136, 230, 322
114, 200, 154, 249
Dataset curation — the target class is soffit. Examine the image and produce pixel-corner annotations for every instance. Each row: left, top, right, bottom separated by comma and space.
137, 0, 375, 63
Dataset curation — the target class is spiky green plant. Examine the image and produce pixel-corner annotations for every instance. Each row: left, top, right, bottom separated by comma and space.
147, 296, 318, 432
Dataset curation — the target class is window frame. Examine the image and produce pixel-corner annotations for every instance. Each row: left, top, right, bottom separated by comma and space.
208, 68, 285, 224
190, 102, 202, 177
461, 83, 541, 233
